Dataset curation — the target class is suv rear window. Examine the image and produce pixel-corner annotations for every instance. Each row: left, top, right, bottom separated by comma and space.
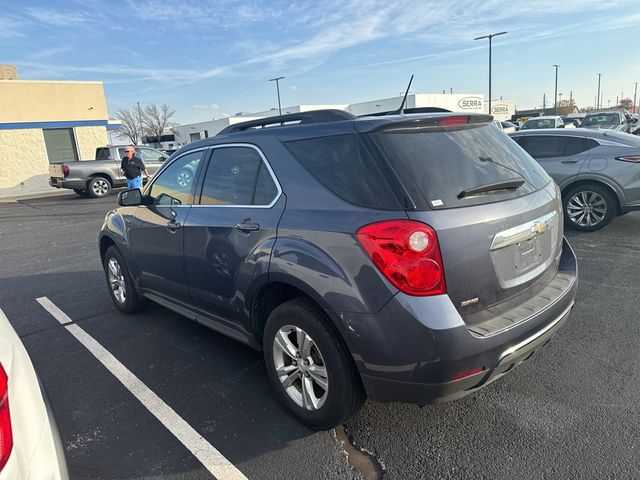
285, 134, 401, 209
370, 123, 550, 210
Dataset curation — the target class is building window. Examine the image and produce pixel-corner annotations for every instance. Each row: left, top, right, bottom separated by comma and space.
43, 128, 79, 164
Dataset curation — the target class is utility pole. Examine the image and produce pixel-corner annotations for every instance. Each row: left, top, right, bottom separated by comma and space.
474, 31, 508, 116
569, 90, 573, 106
136, 102, 143, 145
553, 64, 560, 115
450, 87, 453, 94
634, 82, 638, 113
269, 76, 285, 115
543, 93, 546, 110
597, 73, 602, 109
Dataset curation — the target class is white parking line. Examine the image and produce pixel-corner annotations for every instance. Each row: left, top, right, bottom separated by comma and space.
36, 296, 248, 480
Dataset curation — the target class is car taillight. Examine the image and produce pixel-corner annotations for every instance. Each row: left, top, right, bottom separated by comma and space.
615, 155, 640, 163
451, 367, 486, 381
356, 220, 446, 296
62, 165, 70, 177
0, 364, 12, 472
439, 116, 468, 126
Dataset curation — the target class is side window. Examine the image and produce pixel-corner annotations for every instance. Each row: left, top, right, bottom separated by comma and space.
285, 134, 400, 209
117, 148, 126, 159
519, 136, 566, 158
96, 148, 110, 160
147, 150, 204, 205
199, 147, 278, 206
139, 147, 165, 161
584, 138, 599, 150
562, 137, 589, 156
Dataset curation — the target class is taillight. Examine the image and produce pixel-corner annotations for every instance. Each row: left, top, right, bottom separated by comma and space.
439, 116, 468, 126
615, 156, 640, 163
0, 364, 12, 472
62, 165, 70, 177
451, 367, 486, 381
357, 220, 446, 296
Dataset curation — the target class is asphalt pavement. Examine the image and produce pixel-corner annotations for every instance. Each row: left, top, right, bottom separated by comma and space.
0, 193, 638, 479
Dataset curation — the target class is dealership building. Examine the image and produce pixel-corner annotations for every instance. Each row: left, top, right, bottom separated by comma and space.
173, 93, 515, 144
0, 71, 111, 195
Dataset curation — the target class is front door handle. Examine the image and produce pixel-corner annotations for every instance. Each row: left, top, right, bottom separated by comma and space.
234, 222, 260, 232
167, 221, 182, 232
561, 160, 579, 164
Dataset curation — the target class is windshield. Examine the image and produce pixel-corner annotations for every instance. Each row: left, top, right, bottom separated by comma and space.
370, 123, 550, 209
583, 113, 620, 127
522, 118, 556, 129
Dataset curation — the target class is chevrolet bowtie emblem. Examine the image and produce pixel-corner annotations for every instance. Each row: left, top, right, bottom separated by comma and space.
531, 222, 546, 235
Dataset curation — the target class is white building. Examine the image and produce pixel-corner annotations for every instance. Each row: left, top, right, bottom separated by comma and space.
347, 93, 485, 116
172, 93, 518, 145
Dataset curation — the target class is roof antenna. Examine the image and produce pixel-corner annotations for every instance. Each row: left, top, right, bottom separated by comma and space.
395, 74, 414, 114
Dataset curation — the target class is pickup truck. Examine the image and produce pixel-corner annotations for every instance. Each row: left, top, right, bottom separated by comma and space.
49, 145, 168, 198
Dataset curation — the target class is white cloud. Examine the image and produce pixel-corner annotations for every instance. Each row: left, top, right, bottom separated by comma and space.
192, 103, 220, 110
24, 7, 99, 27
0, 16, 26, 38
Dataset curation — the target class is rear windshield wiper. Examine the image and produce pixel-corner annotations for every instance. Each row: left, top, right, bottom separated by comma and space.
457, 179, 525, 199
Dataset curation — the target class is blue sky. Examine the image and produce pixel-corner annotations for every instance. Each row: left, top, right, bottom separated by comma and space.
3, 0, 640, 124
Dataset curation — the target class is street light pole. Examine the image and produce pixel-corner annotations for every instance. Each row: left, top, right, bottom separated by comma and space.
269, 76, 285, 116
474, 31, 507, 116
553, 65, 560, 115
597, 73, 602, 109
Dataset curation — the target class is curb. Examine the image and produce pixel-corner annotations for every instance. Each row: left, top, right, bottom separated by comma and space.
0, 189, 76, 203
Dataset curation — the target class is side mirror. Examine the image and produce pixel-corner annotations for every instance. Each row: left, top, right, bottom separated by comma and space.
117, 188, 143, 207
156, 192, 182, 206
160, 156, 168, 162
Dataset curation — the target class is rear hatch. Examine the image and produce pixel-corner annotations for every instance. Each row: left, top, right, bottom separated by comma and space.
365, 116, 564, 323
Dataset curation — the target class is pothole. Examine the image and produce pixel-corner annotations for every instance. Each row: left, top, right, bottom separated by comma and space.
334, 424, 384, 480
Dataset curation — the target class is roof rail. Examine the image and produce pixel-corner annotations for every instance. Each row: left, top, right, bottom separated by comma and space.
217, 109, 355, 135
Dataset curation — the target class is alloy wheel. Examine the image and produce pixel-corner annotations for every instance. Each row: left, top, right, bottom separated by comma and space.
566, 191, 607, 227
177, 171, 192, 187
107, 257, 127, 304
92, 178, 110, 197
272, 325, 329, 411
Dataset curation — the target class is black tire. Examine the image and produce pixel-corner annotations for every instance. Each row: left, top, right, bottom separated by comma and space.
73, 188, 87, 196
563, 183, 617, 232
103, 246, 145, 314
263, 298, 365, 430
87, 176, 112, 198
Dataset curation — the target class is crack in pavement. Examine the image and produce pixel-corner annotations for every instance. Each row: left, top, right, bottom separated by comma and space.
334, 424, 384, 480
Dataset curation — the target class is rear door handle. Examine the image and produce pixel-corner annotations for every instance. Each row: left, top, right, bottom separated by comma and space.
167, 221, 182, 232
561, 160, 578, 164
234, 222, 260, 232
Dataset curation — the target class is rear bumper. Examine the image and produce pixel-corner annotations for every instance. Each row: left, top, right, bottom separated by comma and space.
334, 237, 578, 404
49, 177, 84, 189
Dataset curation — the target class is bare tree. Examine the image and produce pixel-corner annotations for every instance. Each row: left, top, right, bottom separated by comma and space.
142, 104, 176, 146
114, 107, 143, 145
618, 98, 633, 110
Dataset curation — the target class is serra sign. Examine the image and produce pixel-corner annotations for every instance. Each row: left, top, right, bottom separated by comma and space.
491, 104, 510, 114
458, 97, 483, 110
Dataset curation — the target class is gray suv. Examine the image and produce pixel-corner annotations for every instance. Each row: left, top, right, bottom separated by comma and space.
510, 129, 640, 231
99, 110, 578, 429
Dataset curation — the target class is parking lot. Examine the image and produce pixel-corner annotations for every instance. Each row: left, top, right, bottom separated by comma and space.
1, 192, 639, 479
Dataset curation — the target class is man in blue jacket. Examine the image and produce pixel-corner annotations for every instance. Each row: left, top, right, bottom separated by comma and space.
120, 146, 149, 190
